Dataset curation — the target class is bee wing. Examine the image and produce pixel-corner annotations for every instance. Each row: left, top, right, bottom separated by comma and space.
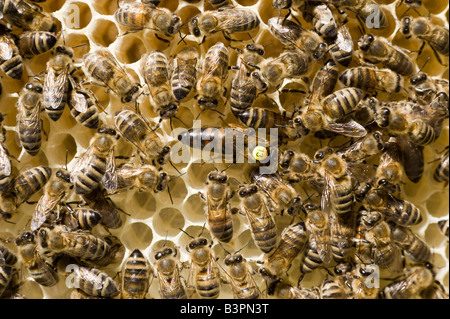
102, 150, 118, 192
71, 143, 97, 181
70, 89, 89, 113
268, 18, 302, 48
321, 171, 334, 215
0, 36, 14, 61
19, 99, 41, 131
96, 48, 129, 78
0, 143, 12, 176
201, 50, 226, 85
395, 135, 424, 183
31, 193, 64, 231
244, 200, 275, 231
44, 66, 69, 109
325, 119, 367, 138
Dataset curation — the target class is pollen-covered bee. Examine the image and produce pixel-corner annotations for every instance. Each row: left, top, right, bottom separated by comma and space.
114, 1, 182, 40
31, 169, 72, 231
153, 246, 187, 299
237, 184, 277, 253
222, 252, 260, 299
16, 79, 44, 156
114, 109, 171, 165
391, 224, 431, 263
0, 0, 57, 32
196, 42, 229, 110
268, 17, 327, 60
339, 67, 404, 94
0, 25, 23, 80
400, 16, 449, 64
358, 34, 415, 76
18, 31, 57, 58
259, 221, 308, 294
70, 266, 119, 299
199, 169, 234, 243
171, 47, 199, 102
121, 249, 152, 299
71, 127, 118, 195
83, 49, 141, 103
142, 51, 178, 119
188, 7, 260, 43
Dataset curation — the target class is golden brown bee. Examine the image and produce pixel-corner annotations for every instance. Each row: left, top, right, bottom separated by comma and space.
103, 163, 169, 194
70, 266, 119, 299
114, 1, 182, 39
223, 252, 259, 299
142, 50, 178, 119
339, 67, 404, 94
10, 166, 52, 209
83, 49, 141, 104
16, 79, 44, 156
328, 23, 354, 67
320, 277, 349, 299
268, 17, 327, 60
0, 242, 17, 266
153, 246, 187, 299
309, 59, 340, 102
278, 150, 318, 183
237, 184, 277, 253
121, 249, 152, 299
434, 146, 449, 185
272, 280, 320, 299
250, 168, 302, 215
0, 142, 12, 193
338, 131, 386, 163
345, 262, 380, 299
18, 31, 57, 58
375, 141, 404, 192
62, 206, 102, 231
189, 7, 260, 43
409, 72, 449, 106
438, 219, 448, 238
339, 0, 389, 30
71, 127, 118, 195
421, 280, 449, 299
0, 249, 15, 296
15, 231, 58, 287
229, 62, 257, 117
37, 225, 112, 263
259, 221, 308, 294
358, 34, 415, 76
238, 42, 266, 72
380, 263, 435, 299
301, 3, 338, 39
196, 42, 229, 110
31, 169, 72, 231
401, 16, 449, 64
391, 224, 431, 263
0, 0, 57, 32
43, 46, 75, 122
184, 236, 221, 299
67, 77, 100, 129
171, 47, 199, 102
200, 170, 234, 243
82, 187, 123, 229
0, 26, 23, 80
114, 109, 170, 165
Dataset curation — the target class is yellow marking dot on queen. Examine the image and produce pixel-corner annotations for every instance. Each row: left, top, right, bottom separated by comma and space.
253, 146, 268, 161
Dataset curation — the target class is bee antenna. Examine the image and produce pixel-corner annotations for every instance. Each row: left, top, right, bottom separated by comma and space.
236, 240, 251, 254
221, 162, 233, 173
179, 15, 197, 30
418, 56, 431, 73
168, 171, 186, 183
217, 241, 231, 255
168, 160, 182, 175
209, 154, 219, 172
167, 183, 174, 205
71, 43, 88, 49
65, 149, 69, 171
178, 31, 187, 45
163, 230, 168, 247
172, 115, 189, 129
177, 227, 194, 239
400, 7, 411, 19
198, 223, 206, 237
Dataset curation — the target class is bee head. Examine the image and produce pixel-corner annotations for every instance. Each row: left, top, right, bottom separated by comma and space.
159, 103, 179, 119
122, 85, 140, 104
246, 43, 265, 56
197, 96, 218, 109
168, 14, 182, 35
155, 247, 173, 260
55, 169, 72, 183
156, 172, 169, 192
224, 253, 243, 266
25, 81, 43, 94
359, 34, 374, 51
401, 17, 412, 35
279, 150, 295, 169
188, 16, 201, 37
208, 171, 228, 184
313, 43, 327, 60
238, 184, 258, 198
15, 231, 35, 246
410, 72, 428, 85
54, 45, 74, 58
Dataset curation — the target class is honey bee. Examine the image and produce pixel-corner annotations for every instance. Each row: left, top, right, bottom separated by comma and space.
188, 7, 260, 43
328, 23, 354, 67
309, 59, 340, 101
272, 280, 320, 299
330, 211, 356, 263
339, 67, 404, 94
338, 0, 389, 30
250, 50, 311, 93
421, 280, 449, 299
250, 168, 302, 216
0, 242, 17, 266
103, 163, 169, 194
114, 1, 182, 40
10, 166, 52, 208
18, 31, 57, 58
196, 42, 229, 110
237, 42, 266, 72
433, 146, 449, 185
268, 17, 327, 60
409, 72, 449, 106
31, 169, 72, 231
374, 141, 404, 193
121, 249, 152, 299
16, 79, 44, 156
0, 25, 23, 80
200, 169, 234, 243
82, 187, 123, 229
15, 231, 58, 287
229, 62, 257, 117
438, 219, 448, 238
391, 224, 431, 263
0, 143, 12, 193
153, 246, 187, 299
345, 262, 380, 299
0, 250, 14, 296
301, 3, 338, 39
278, 150, 318, 183
358, 34, 415, 76
237, 184, 278, 253
400, 16, 449, 65
380, 263, 435, 299
37, 225, 112, 263
258, 221, 308, 294
183, 235, 221, 299
0, 0, 57, 32
70, 266, 119, 298
142, 51, 178, 119
83, 49, 141, 103
222, 252, 259, 299
67, 77, 100, 129
62, 205, 102, 231
114, 109, 170, 165
71, 127, 118, 195
320, 277, 349, 299
171, 47, 198, 102
338, 131, 386, 163
43, 46, 75, 122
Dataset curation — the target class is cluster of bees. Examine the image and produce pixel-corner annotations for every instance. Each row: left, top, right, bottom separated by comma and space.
0, 0, 449, 299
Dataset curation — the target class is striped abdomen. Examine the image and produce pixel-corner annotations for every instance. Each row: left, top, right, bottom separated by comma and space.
13, 166, 51, 206
207, 202, 233, 243
122, 249, 151, 299
331, 177, 354, 215
195, 268, 220, 299
69, 95, 99, 129
63, 232, 111, 261
43, 74, 68, 122
322, 87, 363, 120
207, 0, 229, 9
339, 67, 379, 91
74, 266, 119, 298
0, 264, 13, 295
385, 199, 422, 227
311, 5, 337, 39
218, 9, 260, 33
28, 257, 58, 287
18, 122, 42, 156
230, 67, 256, 116
408, 120, 436, 146
18, 31, 57, 58
247, 205, 277, 254
320, 278, 347, 299
114, 109, 148, 143
171, 49, 198, 101
236, 108, 288, 130
83, 188, 123, 229
0, 243, 17, 265
114, 2, 152, 29
300, 245, 324, 274
71, 208, 102, 230
0, 35, 23, 79
427, 25, 449, 55
74, 154, 107, 195
330, 212, 354, 263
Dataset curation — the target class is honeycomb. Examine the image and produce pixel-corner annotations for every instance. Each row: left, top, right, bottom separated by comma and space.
0, 0, 448, 299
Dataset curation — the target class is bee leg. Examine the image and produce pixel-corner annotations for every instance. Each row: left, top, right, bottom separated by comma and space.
430, 46, 448, 67
118, 29, 142, 37
297, 274, 305, 287
280, 88, 306, 94
154, 33, 170, 46
25, 200, 38, 205
198, 191, 206, 201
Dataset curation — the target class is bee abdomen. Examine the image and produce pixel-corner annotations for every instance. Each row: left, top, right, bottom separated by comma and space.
19, 31, 57, 58
74, 155, 107, 195
322, 87, 363, 120
388, 201, 422, 226
196, 272, 220, 299
0, 264, 13, 293
14, 166, 52, 205
171, 71, 196, 101
230, 82, 256, 116
75, 267, 119, 298
251, 220, 277, 253
208, 216, 233, 243
69, 103, 99, 129
72, 208, 102, 230
321, 279, 346, 299
301, 247, 323, 274
19, 126, 42, 156
409, 121, 436, 146
1, 54, 23, 79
